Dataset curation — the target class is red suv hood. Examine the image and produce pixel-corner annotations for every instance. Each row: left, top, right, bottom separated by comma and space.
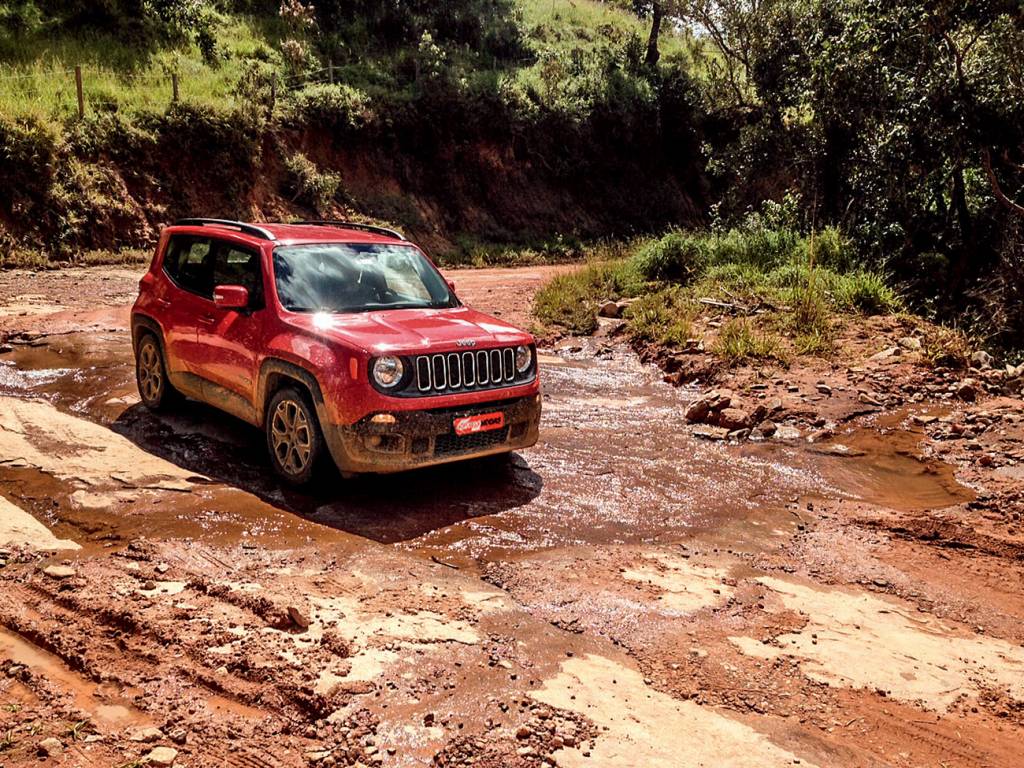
284, 306, 532, 356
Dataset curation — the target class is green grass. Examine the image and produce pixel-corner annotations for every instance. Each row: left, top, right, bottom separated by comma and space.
520, 0, 693, 60
0, 1, 696, 122
534, 224, 903, 363
626, 287, 699, 345
713, 318, 788, 365
534, 259, 644, 334
0, 15, 283, 121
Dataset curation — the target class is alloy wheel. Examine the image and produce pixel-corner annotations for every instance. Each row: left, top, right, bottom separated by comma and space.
138, 340, 164, 403
270, 399, 313, 476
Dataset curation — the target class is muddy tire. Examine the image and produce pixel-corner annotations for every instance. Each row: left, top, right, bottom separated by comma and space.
135, 334, 181, 411
266, 386, 325, 486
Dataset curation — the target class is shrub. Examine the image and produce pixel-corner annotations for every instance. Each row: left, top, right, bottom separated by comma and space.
631, 231, 707, 283
785, 278, 833, 337
0, 116, 57, 210
834, 271, 901, 315
284, 151, 341, 214
708, 226, 799, 271
285, 84, 372, 134
808, 226, 856, 272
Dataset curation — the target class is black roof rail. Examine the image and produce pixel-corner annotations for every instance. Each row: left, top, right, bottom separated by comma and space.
174, 218, 277, 241
291, 220, 407, 241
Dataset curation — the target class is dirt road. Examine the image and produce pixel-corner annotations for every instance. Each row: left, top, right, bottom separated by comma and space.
1, 265, 1022, 767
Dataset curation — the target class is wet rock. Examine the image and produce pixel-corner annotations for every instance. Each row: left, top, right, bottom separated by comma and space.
957, 380, 979, 402
38, 737, 63, 756
815, 384, 833, 396
759, 420, 778, 437
146, 746, 178, 766
0, 343, 12, 354
750, 404, 769, 424
597, 300, 622, 319
684, 399, 711, 424
693, 425, 730, 441
42, 565, 76, 580
858, 391, 883, 407
774, 425, 802, 441
288, 605, 311, 630
715, 408, 752, 431
706, 389, 733, 411
727, 429, 751, 441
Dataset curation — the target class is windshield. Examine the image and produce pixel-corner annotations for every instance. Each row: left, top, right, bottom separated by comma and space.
272, 243, 455, 313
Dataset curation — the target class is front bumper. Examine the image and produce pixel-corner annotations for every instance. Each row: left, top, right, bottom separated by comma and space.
320, 394, 542, 474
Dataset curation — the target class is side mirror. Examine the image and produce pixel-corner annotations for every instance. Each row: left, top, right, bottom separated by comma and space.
213, 285, 250, 310
447, 280, 457, 294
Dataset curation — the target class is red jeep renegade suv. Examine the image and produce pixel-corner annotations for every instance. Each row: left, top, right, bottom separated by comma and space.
131, 219, 541, 484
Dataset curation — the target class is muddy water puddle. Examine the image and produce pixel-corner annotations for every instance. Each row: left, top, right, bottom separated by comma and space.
0, 332, 970, 564
0, 626, 152, 730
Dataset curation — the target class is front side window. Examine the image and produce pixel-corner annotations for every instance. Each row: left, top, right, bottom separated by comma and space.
214, 244, 263, 306
272, 243, 455, 313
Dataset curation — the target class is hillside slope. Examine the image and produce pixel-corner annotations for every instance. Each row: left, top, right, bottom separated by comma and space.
0, 0, 707, 263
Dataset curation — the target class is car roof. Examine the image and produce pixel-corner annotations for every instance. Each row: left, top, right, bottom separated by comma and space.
165, 220, 409, 247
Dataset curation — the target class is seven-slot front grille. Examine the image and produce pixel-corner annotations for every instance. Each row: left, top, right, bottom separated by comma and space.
415, 347, 518, 394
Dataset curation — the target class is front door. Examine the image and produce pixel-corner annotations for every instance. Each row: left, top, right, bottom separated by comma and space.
193, 239, 266, 405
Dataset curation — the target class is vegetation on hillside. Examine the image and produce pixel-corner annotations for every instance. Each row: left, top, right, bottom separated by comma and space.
535, 199, 901, 362
0, 0, 706, 265
0, 0, 1022, 350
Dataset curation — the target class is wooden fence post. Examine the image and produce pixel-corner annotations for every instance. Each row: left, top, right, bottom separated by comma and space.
270, 72, 277, 112
74, 65, 84, 118
172, 73, 179, 103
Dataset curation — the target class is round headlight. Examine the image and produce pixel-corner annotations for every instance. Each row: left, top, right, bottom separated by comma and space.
514, 345, 533, 373
372, 356, 404, 388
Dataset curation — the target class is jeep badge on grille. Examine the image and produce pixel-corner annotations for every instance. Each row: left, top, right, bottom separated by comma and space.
455, 339, 477, 347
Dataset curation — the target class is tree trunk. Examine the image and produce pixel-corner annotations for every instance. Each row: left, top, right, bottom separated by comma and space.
950, 162, 973, 295
645, 2, 664, 67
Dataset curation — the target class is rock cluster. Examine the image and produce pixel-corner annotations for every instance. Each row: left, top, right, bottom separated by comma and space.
684, 389, 780, 441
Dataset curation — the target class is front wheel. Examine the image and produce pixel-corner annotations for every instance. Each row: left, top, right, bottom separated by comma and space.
266, 387, 325, 485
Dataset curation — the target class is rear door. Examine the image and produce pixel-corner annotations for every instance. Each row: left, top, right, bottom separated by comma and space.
193, 239, 267, 404
158, 235, 215, 376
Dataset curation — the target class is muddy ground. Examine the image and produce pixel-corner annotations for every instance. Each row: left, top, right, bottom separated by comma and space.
0, 264, 1022, 768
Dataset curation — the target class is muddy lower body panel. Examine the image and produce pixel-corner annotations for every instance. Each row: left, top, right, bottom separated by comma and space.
322, 394, 542, 474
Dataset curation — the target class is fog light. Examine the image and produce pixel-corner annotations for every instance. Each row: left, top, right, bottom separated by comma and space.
366, 435, 382, 447
371, 413, 396, 425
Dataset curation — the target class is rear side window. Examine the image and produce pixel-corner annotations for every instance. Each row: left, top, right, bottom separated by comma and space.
213, 244, 263, 306
163, 235, 214, 298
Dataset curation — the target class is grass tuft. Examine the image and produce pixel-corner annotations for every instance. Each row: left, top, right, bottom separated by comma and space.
713, 318, 787, 365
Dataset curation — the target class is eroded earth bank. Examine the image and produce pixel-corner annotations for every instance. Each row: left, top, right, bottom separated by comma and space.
0, 265, 1022, 768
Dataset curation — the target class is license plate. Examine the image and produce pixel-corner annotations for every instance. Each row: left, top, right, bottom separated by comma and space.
453, 412, 505, 436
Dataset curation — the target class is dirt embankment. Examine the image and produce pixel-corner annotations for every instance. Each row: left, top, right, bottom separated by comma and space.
0, 110, 703, 261
1, 264, 1023, 768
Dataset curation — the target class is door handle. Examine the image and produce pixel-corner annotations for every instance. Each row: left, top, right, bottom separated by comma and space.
199, 314, 216, 325
156, 298, 171, 308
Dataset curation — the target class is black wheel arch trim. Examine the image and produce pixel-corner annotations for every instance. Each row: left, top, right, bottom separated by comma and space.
257, 358, 326, 427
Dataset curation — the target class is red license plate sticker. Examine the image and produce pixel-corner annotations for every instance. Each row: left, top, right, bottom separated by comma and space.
453, 412, 505, 436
